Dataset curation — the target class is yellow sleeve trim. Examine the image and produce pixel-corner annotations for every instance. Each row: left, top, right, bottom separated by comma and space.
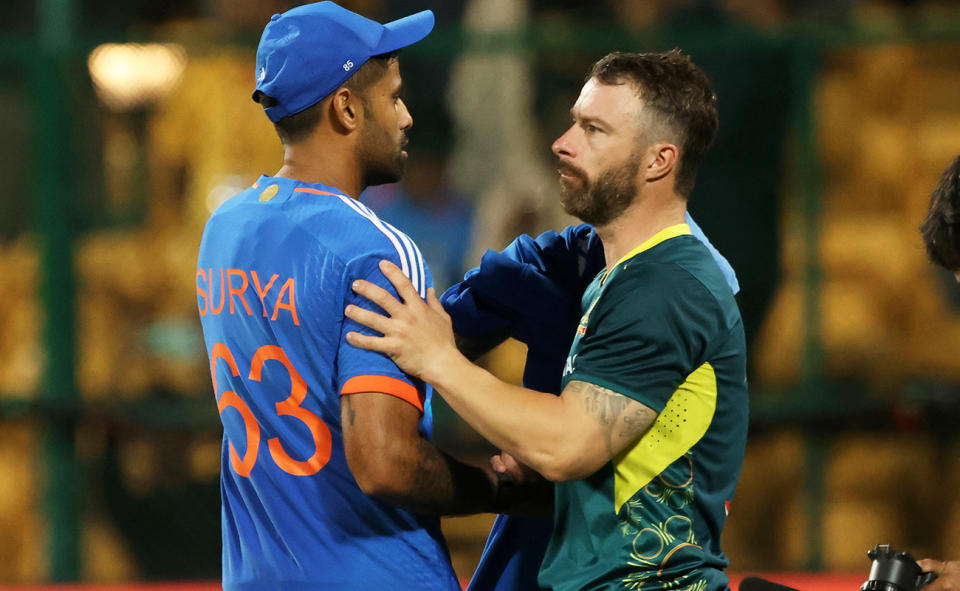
612, 361, 717, 513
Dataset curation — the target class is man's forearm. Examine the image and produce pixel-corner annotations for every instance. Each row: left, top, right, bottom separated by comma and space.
391, 438, 555, 518
384, 432, 556, 519
384, 437, 498, 516
342, 393, 498, 516
427, 351, 655, 482
427, 351, 575, 480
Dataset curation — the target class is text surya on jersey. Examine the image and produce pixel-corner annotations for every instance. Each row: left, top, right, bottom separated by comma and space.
197, 268, 299, 326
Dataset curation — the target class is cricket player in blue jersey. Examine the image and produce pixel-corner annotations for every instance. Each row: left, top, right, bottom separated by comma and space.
196, 3, 524, 589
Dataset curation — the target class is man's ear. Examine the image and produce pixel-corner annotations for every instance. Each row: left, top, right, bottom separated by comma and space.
329, 88, 364, 134
644, 142, 679, 184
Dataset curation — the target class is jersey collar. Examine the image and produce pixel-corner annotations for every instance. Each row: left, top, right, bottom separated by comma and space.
599, 223, 692, 285
613, 223, 692, 268
253, 174, 348, 198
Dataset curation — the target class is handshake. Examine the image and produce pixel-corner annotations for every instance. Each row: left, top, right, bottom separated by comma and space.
742, 545, 958, 591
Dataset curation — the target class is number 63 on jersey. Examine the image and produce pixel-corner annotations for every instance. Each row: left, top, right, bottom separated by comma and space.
210, 342, 332, 477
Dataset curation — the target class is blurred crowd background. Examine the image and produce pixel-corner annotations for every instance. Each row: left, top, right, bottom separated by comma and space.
1, 0, 960, 585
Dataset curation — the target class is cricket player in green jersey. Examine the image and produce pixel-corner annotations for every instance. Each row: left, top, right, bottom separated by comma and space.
345, 50, 749, 591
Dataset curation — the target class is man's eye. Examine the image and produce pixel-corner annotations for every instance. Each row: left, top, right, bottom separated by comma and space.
586, 124, 600, 133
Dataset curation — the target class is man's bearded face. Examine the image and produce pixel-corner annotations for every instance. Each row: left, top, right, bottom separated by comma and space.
558, 151, 641, 226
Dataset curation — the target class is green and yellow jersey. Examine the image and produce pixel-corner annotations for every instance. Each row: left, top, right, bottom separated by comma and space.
540, 224, 749, 591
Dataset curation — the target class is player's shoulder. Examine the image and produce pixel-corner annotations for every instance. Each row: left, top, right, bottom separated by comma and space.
623, 236, 740, 327
322, 194, 423, 265
203, 176, 427, 278
259, 177, 417, 258
204, 182, 259, 222
606, 240, 711, 304
664, 235, 738, 307
606, 259, 697, 307
636, 235, 724, 285
199, 182, 265, 251
312, 190, 430, 294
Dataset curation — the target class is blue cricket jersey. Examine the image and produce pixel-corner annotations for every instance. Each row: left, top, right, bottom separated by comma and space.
197, 175, 460, 591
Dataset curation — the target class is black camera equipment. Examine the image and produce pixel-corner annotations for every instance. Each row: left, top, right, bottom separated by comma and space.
860, 545, 938, 591
740, 544, 938, 591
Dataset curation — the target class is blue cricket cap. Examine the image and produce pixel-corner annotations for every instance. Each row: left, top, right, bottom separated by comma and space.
253, 1, 434, 122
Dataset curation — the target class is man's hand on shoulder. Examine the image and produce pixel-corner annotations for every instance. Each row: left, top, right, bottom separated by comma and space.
345, 260, 462, 384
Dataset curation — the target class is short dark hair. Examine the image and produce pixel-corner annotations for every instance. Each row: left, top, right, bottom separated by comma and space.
920, 156, 960, 271
261, 52, 399, 145
270, 101, 324, 145
589, 49, 719, 197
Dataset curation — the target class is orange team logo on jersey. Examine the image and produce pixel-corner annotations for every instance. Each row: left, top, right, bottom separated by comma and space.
196, 268, 300, 326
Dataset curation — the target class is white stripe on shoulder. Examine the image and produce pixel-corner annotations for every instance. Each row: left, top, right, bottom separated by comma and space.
412, 240, 427, 298
335, 195, 412, 282
382, 220, 425, 298
351, 201, 419, 294
353, 200, 424, 298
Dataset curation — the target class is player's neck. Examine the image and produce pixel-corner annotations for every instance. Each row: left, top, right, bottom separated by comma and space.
593, 192, 687, 270
274, 135, 364, 199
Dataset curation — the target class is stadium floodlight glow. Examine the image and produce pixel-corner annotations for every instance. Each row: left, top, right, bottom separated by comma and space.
87, 42, 187, 111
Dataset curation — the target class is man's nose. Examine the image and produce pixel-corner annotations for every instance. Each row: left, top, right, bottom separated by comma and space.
398, 99, 413, 130
552, 127, 575, 158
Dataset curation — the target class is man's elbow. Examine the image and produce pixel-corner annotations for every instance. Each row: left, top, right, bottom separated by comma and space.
531, 451, 601, 483
347, 450, 415, 499
353, 465, 400, 498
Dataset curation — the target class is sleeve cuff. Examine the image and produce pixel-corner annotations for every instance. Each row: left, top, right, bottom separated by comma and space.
340, 375, 425, 413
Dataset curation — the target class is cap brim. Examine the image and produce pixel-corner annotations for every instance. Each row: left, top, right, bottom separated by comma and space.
376, 10, 435, 54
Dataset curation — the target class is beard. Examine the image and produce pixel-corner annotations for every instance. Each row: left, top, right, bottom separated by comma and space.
357, 114, 407, 187
558, 153, 641, 226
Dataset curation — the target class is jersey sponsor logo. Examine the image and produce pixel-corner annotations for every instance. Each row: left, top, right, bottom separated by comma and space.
196, 268, 299, 326
563, 353, 576, 376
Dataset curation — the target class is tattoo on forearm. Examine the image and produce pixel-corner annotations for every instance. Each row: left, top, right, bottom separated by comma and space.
569, 380, 657, 457
622, 405, 654, 433
573, 381, 630, 425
